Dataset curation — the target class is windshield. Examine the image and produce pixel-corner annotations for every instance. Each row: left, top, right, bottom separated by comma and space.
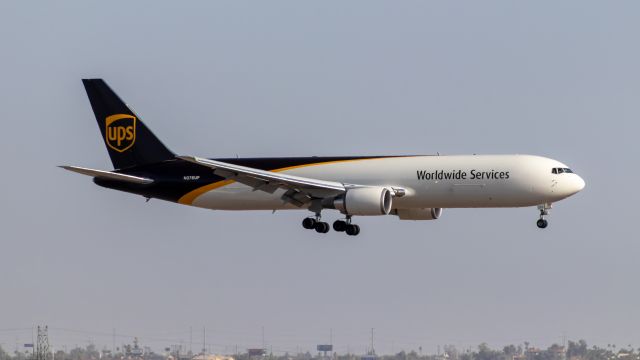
552, 167, 573, 174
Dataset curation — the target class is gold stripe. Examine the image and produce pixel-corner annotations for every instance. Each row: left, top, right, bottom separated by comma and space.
177, 157, 405, 205
178, 179, 235, 205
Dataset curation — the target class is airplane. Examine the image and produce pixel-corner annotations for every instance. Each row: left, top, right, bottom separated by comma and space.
61, 79, 585, 236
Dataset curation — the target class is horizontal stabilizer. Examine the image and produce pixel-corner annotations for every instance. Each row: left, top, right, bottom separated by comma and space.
59, 165, 154, 184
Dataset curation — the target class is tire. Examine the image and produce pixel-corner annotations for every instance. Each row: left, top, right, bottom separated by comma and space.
315, 221, 330, 233
346, 224, 359, 236
302, 217, 316, 229
333, 220, 347, 232
536, 219, 548, 229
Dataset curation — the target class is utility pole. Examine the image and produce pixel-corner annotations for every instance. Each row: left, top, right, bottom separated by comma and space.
35, 326, 49, 360
31, 326, 34, 360
370, 328, 374, 355
190, 327, 193, 355
171, 345, 181, 360
329, 328, 333, 360
202, 327, 206, 356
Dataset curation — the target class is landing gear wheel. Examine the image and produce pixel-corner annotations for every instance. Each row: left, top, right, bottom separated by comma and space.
302, 217, 316, 229
315, 222, 330, 233
536, 219, 548, 229
345, 224, 360, 236
333, 220, 347, 232
536, 203, 552, 229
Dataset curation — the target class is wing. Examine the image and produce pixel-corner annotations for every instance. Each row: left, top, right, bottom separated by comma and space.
177, 156, 346, 206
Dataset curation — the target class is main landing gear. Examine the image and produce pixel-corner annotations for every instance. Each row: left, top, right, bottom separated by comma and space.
302, 214, 360, 236
536, 203, 552, 229
302, 216, 329, 233
333, 216, 360, 236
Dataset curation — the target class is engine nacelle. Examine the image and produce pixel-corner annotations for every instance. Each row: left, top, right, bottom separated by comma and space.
333, 187, 393, 216
393, 208, 443, 220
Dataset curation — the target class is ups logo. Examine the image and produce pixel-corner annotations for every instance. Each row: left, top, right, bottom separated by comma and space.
105, 114, 136, 152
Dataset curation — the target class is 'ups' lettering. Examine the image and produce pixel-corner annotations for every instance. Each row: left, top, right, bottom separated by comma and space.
107, 126, 134, 146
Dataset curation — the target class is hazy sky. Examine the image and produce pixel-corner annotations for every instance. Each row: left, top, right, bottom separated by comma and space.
1, 0, 639, 355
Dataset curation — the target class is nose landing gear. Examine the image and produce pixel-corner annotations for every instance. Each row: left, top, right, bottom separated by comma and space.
536, 203, 552, 229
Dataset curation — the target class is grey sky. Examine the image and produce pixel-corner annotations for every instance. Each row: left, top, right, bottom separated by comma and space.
1, 0, 638, 355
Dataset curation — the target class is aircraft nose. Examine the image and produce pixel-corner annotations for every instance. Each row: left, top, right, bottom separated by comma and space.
576, 175, 586, 192
569, 174, 585, 195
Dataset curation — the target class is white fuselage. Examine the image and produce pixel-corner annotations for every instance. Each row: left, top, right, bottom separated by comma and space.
187, 155, 585, 212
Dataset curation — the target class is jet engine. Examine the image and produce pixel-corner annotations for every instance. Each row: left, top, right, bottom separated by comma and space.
392, 208, 443, 220
333, 187, 393, 216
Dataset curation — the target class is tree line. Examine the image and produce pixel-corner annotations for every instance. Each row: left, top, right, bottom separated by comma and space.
1, 340, 639, 360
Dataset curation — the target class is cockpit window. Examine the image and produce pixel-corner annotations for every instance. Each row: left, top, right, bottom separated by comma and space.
552, 167, 573, 174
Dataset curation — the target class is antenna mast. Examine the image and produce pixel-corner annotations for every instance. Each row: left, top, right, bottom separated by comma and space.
35, 326, 50, 360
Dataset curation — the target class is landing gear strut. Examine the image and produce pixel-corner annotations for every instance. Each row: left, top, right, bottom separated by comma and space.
536, 203, 551, 229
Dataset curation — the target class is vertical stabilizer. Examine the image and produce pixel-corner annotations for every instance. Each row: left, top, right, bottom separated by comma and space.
82, 79, 174, 169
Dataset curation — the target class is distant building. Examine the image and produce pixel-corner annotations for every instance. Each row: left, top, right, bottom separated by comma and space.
191, 354, 234, 360
524, 346, 566, 360
124, 338, 144, 359
513, 355, 526, 360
